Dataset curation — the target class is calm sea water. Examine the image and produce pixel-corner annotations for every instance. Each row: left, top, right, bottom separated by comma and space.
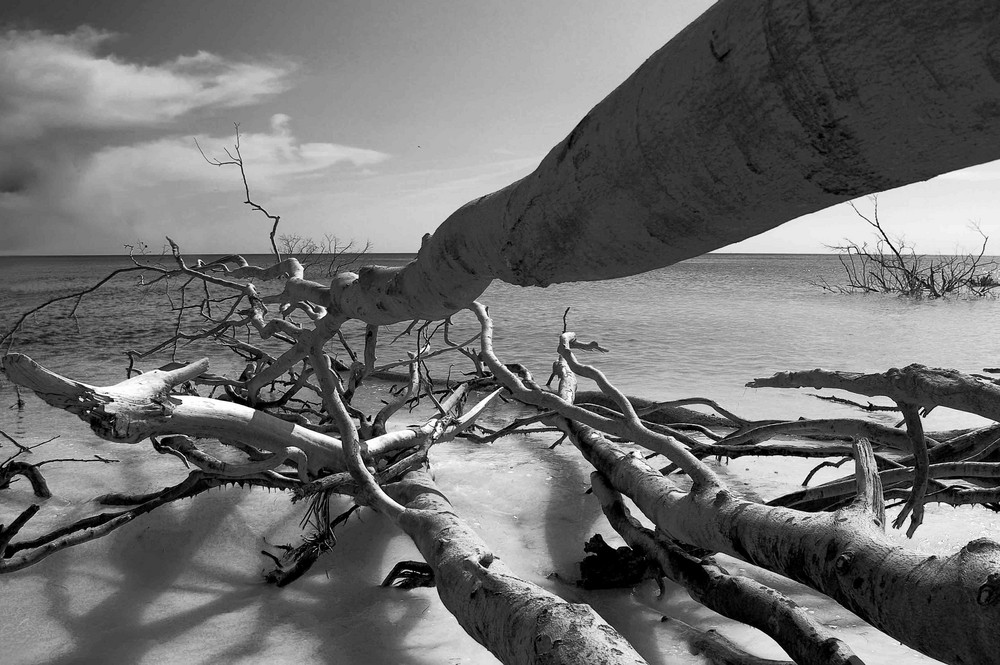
2, 253, 999, 664
3, 252, 997, 426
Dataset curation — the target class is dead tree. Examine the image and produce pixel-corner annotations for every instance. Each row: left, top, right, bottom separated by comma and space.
469, 310, 1000, 664
4, 0, 1000, 663
817, 197, 999, 297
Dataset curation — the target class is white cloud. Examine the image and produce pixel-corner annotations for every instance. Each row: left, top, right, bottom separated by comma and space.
0, 115, 390, 254
0, 27, 295, 140
0, 28, 394, 254
81, 115, 389, 194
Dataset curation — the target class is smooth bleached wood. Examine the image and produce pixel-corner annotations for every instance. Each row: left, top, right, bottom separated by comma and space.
330, 0, 1000, 324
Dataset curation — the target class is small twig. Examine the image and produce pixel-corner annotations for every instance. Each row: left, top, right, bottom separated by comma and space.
802, 457, 850, 487
0, 430, 32, 454
196, 124, 282, 262
0, 505, 41, 557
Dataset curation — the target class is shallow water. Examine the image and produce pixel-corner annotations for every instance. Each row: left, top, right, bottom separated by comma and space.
1, 253, 998, 664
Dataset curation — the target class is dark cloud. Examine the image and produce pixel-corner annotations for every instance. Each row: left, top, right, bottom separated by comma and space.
0, 164, 37, 194
0, 27, 297, 142
0, 27, 302, 254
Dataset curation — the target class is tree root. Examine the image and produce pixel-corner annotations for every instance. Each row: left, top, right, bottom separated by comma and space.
0, 461, 51, 498
577, 533, 659, 590
380, 560, 436, 589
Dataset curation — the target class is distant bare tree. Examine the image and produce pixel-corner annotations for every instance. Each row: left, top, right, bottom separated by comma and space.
277, 233, 373, 276
196, 123, 285, 262
817, 197, 999, 297
197, 124, 372, 274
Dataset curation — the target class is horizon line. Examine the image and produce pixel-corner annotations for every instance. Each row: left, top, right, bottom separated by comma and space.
2, 250, 997, 259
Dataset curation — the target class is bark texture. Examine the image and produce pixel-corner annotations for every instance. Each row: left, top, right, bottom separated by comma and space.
391, 470, 649, 665
750, 365, 1000, 422
590, 473, 863, 665
564, 420, 1000, 665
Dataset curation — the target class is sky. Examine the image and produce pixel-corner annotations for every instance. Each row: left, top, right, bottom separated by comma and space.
1, 0, 999, 257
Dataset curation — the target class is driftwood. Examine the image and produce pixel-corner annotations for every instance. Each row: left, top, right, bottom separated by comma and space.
390, 470, 648, 665
4, 0, 1000, 663
1, 353, 649, 663
470, 308, 1000, 665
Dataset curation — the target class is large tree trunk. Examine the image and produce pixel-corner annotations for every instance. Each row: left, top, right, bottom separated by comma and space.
330, 0, 1000, 323
565, 420, 1000, 665
390, 470, 648, 665
256, 0, 1000, 394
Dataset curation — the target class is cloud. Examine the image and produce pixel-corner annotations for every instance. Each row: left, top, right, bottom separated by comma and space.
0, 26, 387, 254
0, 160, 38, 194
0, 115, 390, 254
82, 114, 389, 193
0, 27, 295, 140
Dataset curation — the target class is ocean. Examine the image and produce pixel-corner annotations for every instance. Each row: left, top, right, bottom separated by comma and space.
3, 252, 998, 424
1, 252, 998, 664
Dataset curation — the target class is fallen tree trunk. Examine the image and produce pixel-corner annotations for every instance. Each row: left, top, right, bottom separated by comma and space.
589, 472, 862, 665
564, 420, 1000, 665
241, 0, 1000, 404
389, 470, 648, 665
749, 365, 1000, 422
1, 354, 648, 664
472, 309, 1000, 665
327, 0, 1000, 324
